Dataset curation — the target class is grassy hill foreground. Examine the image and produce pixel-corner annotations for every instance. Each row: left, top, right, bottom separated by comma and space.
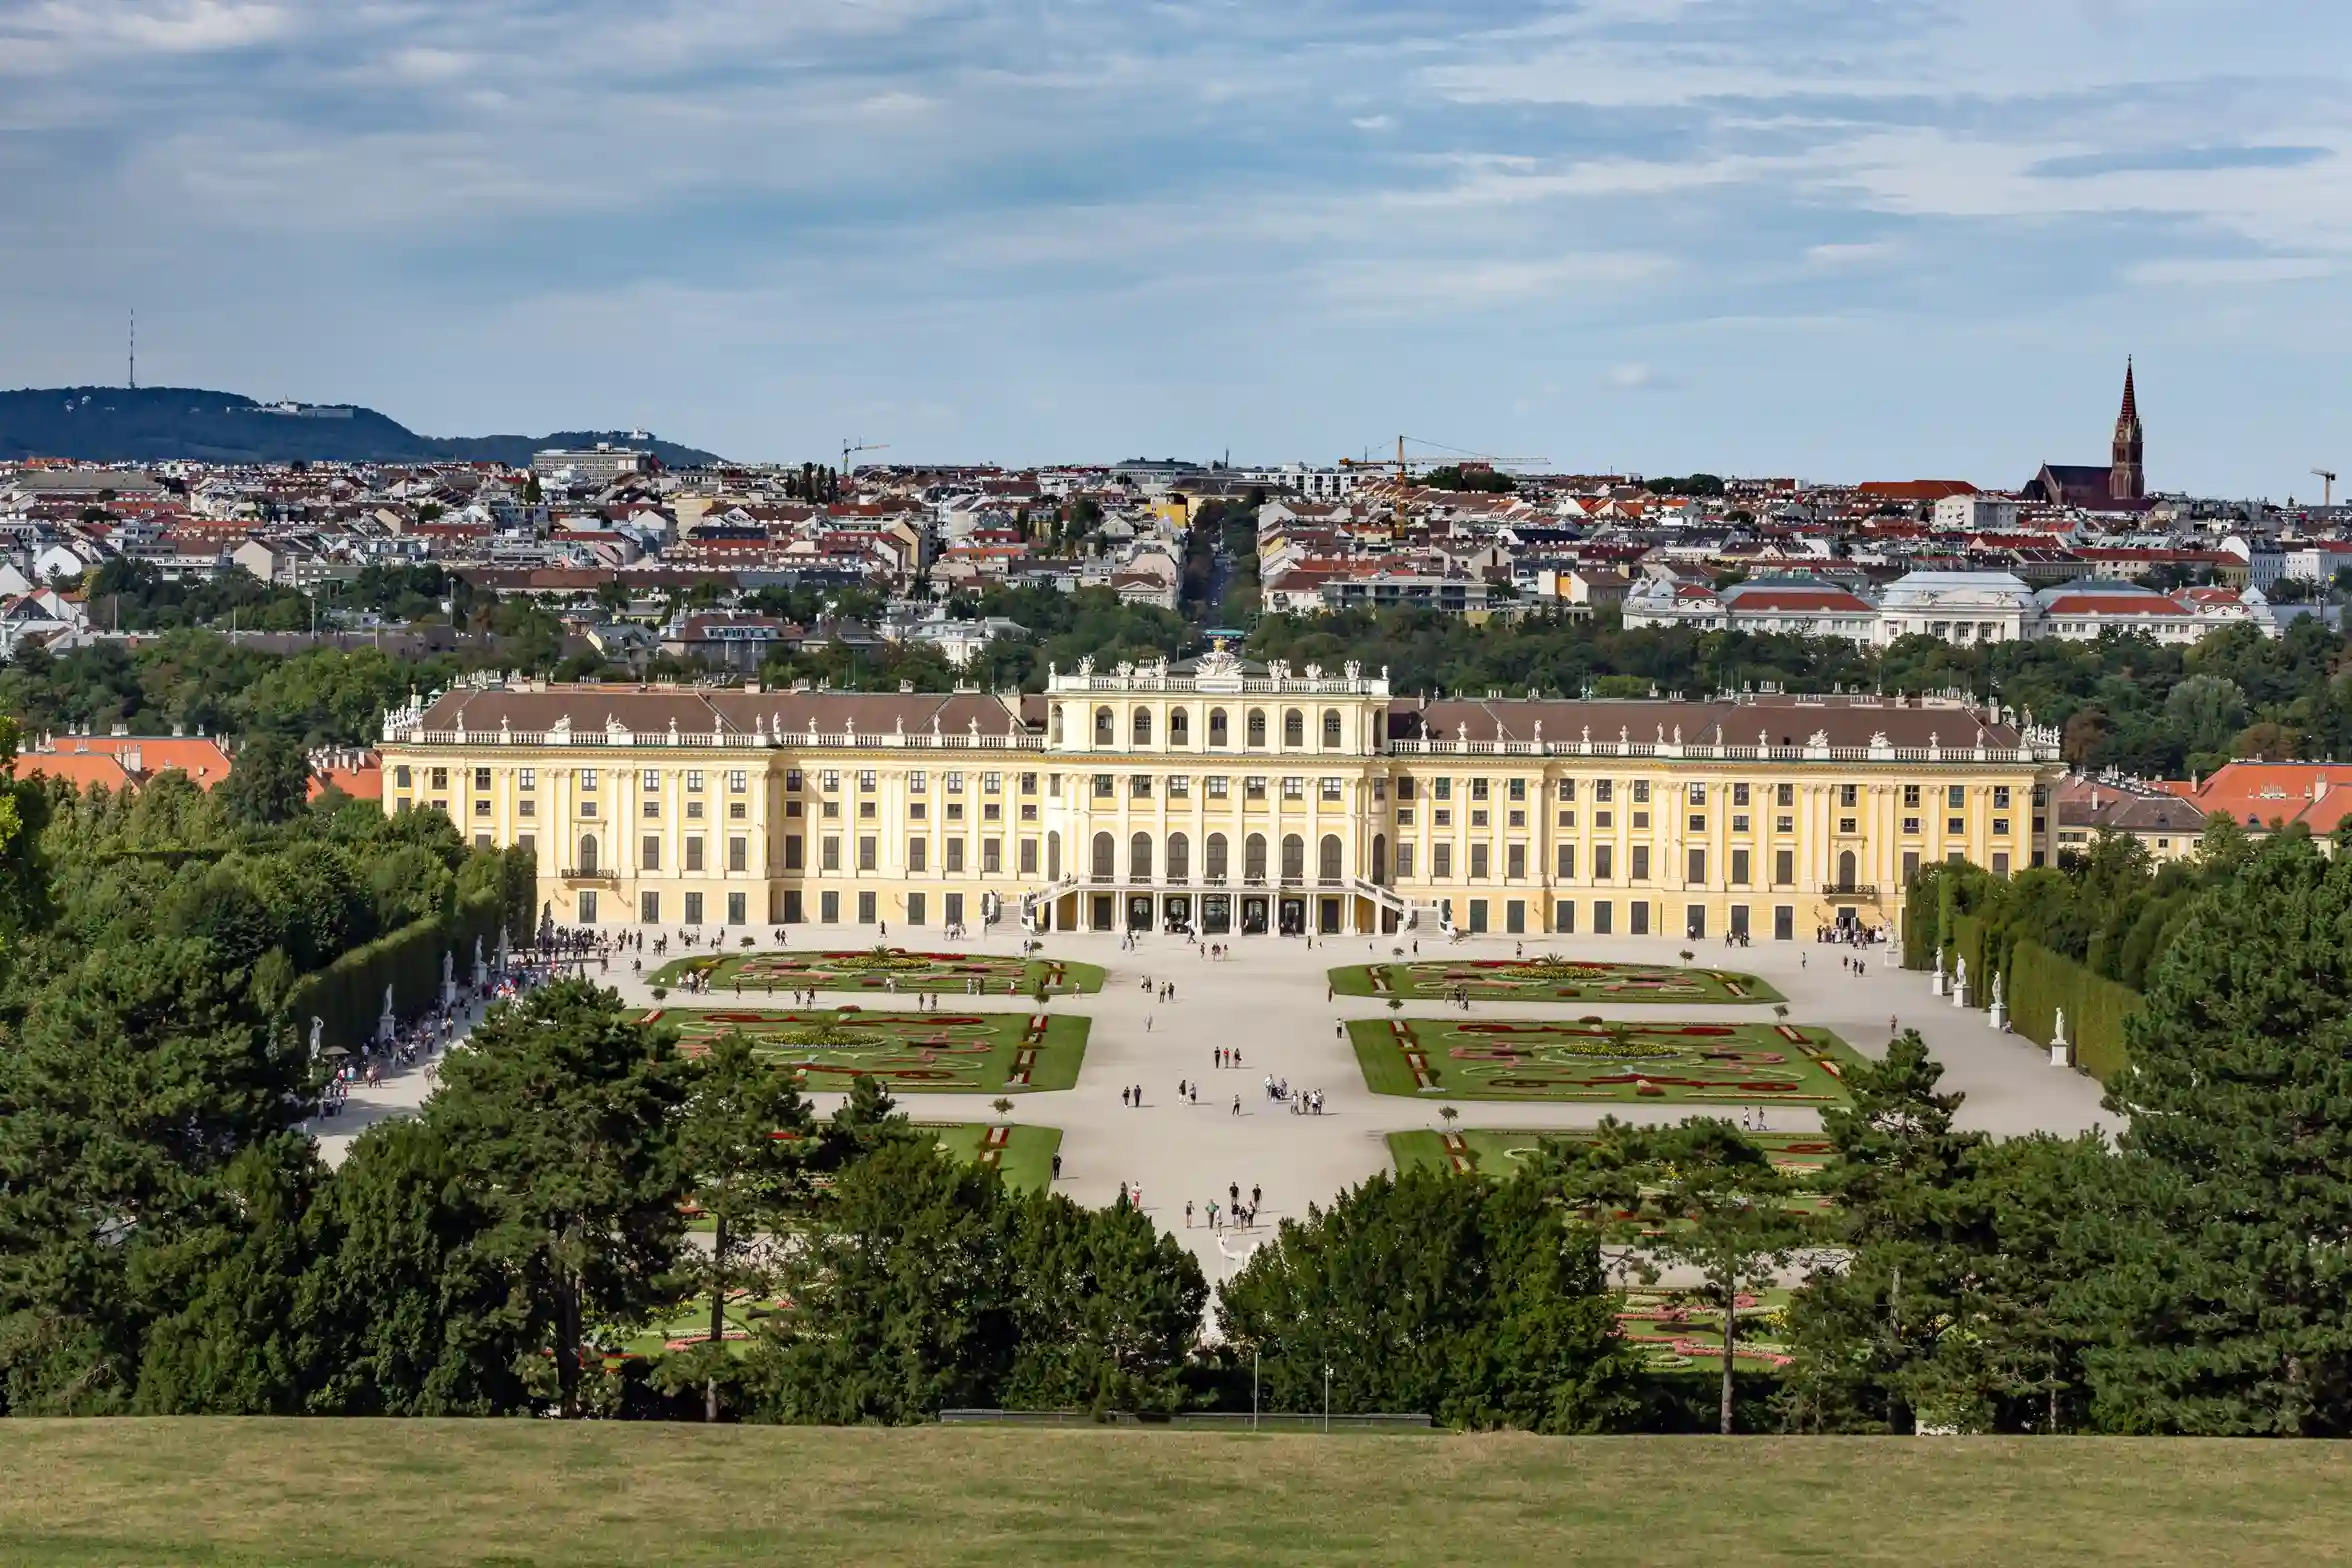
1, 1421, 2347, 1566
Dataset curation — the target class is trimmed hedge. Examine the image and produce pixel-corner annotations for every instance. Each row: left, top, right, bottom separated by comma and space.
1942, 912, 1988, 1000
2004, 937, 2141, 1086
286, 888, 509, 1051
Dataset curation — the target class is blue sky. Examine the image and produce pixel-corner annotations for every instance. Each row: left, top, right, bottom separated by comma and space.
2, 1, 2347, 494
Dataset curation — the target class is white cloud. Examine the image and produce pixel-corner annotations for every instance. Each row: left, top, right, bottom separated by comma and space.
2125, 256, 2333, 286
1606, 361, 1674, 390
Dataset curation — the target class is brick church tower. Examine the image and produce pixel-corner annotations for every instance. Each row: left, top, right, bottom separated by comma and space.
2110, 358, 2145, 502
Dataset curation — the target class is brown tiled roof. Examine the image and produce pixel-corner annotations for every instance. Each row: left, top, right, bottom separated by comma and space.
1393, 697, 2023, 750
411, 685, 1031, 739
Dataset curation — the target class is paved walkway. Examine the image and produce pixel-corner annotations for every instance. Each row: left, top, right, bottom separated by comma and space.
315, 926, 2116, 1289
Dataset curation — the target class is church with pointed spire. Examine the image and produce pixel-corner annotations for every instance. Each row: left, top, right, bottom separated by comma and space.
2026, 360, 2152, 511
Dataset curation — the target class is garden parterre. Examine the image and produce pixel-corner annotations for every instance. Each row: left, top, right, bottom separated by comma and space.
652, 946, 1105, 996
650, 1006, 1089, 1092
1351, 1018, 1859, 1104
1388, 1128, 1836, 1185
1329, 954, 1782, 1004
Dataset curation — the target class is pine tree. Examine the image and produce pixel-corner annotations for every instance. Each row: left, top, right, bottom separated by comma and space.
425, 979, 687, 1418
1551, 1118, 1809, 1435
2082, 834, 2352, 1434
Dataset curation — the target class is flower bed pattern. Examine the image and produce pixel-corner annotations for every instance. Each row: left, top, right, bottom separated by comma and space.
1350, 1018, 1857, 1104
651, 947, 1105, 996
1389, 1127, 1837, 1184
1329, 956, 1781, 1004
648, 1006, 1089, 1092
1616, 1289, 1794, 1372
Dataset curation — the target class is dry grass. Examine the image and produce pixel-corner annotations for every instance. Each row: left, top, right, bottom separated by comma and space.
0, 1421, 2345, 1566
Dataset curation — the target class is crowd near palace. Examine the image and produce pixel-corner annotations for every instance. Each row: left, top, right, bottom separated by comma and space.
380, 648, 2061, 950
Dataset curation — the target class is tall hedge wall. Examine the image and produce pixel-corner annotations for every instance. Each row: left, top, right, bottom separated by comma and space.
2004, 937, 2141, 1085
286, 889, 509, 1051
1943, 913, 1988, 999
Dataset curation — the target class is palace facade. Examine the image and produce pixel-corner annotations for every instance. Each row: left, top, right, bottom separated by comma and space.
379, 650, 2062, 946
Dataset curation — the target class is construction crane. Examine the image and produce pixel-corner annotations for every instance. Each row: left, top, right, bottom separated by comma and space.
1338, 436, 1552, 537
2315, 468, 2337, 507
841, 439, 889, 477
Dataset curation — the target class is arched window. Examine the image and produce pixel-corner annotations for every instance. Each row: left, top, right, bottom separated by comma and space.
1838, 848, 1857, 889
1247, 709, 1268, 747
1170, 707, 1190, 744
1209, 708, 1229, 746
1168, 832, 1190, 881
1050, 705, 1065, 744
1047, 831, 1061, 881
1372, 833, 1387, 884
578, 835, 599, 874
1131, 832, 1154, 881
1092, 832, 1115, 879
1320, 833, 1343, 883
1206, 832, 1229, 881
1094, 707, 1114, 745
1283, 709, 1305, 747
1282, 833, 1305, 882
1244, 833, 1268, 882
1133, 708, 1152, 745
1322, 709, 1343, 748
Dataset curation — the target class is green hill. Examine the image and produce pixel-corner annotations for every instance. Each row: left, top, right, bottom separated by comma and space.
0, 386, 723, 466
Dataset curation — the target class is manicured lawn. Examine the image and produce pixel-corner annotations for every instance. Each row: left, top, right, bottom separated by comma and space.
651, 1006, 1089, 1092
1330, 955, 1782, 1004
652, 946, 1104, 996
1, 1421, 2347, 1566
922, 1121, 1063, 1193
1351, 1017, 1859, 1105
1389, 1128, 1836, 1185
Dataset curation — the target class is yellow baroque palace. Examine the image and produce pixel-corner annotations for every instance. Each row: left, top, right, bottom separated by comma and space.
379, 649, 2061, 945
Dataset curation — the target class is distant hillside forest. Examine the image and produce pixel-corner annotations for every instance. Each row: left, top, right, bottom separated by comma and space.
0, 386, 721, 466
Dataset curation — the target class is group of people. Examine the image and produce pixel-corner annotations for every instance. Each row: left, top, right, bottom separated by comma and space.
1188, 1181, 1266, 1233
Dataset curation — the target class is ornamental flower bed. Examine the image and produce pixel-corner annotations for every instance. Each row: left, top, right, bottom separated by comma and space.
1333, 957, 1783, 1005
651, 948, 1104, 996
1352, 1017, 1860, 1104
649, 1006, 1089, 1093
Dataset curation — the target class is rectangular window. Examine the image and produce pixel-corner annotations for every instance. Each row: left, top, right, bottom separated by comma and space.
820, 890, 839, 923
820, 837, 838, 872
1732, 814, 1749, 832
1839, 783, 1858, 808
1470, 810, 1488, 828
858, 770, 876, 793
1948, 785, 1965, 809
474, 766, 492, 790
1774, 849, 1794, 885
1556, 844, 1576, 879
1730, 903, 1750, 939
1595, 780, 1614, 803
1688, 782, 1706, 804
1508, 778, 1526, 803
946, 893, 965, 927
1020, 839, 1039, 875
578, 801, 598, 819
947, 840, 966, 873
1282, 777, 1304, 800
1630, 901, 1650, 936
519, 800, 535, 818
1470, 778, 1489, 801
857, 837, 877, 872
1687, 848, 1706, 885
1432, 844, 1453, 878
1132, 775, 1154, 799
909, 839, 928, 873
1632, 781, 1650, 804
783, 890, 804, 922
1094, 774, 1115, 798
641, 835, 661, 871
684, 891, 704, 925
727, 891, 746, 925
1595, 844, 1613, 880
730, 837, 749, 872
577, 890, 598, 923
1777, 782, 1794, 807
1994, 786, 2012, 810
907, 892, 926, 926
1903, 817, 1921, 835
1168, 775, 1191, 797
1839, 818, 1857, 834
1631, 846, 1650, 881
475, 799, 492, 818
1433, 778, 1452, 801
1321, 777, 1343, 801
1470, 845, 1489, 879
1395, 843, 1415, 878
1021, 773, 1038, 795
1688, 814, 1706, 833
1731, 848, 1750, 885
1554, 899, 1575, 933
1246, 777, 1267, 801
1593, 899, 1613, 934
517, 833, 534, 856
1993, 817, 2011, 836
818, 770, 837, 792
946, 773, 964, 794
785, 769, 803, 792
640, 891, 660, 923
1992, 852, 2011, 878
1467, 898, 1488, 933
643, 796, 659, 819
908, 771, 928, 794
980, 839, 1003, 875
1903, 784, 1921, 808
1903, 850, 1921, 884
520, 767, 536, 790
1948, 818, 1965, 835
1774, 904, 1794, 941
1506, 844, 1526, 879
1207, 776, 1229, 799
687, 837, 706, 872
1685, 904, 1706, 940
1557, 779, 1577, 802
1506, 898, 1525, 934
578, 768, 595, 791
785, 835, 803, 871
1398, 777, 1417, 801
857, 891, 877, 924
1557, 810, 1575, 829
1732, 782, 1750, 806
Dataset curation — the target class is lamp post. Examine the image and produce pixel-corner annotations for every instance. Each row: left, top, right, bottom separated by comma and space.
1324, 1364, 1332, 1434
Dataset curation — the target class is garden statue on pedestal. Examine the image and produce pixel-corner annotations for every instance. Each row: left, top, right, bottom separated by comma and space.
441, 949, 457, 1011
1988, 971, 2008, 1032
378, 985, 396, 1046
1952, 955, 1969, 1008
2051, 1007, 2072, 1069
309, 1016, 324, 1065
473, 935, 488, 993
